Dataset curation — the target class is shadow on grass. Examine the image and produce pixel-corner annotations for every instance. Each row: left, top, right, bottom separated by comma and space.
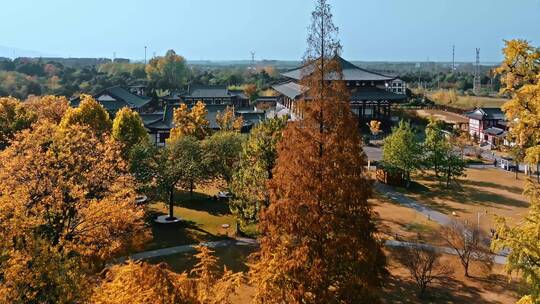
382, 273, 512, 304
146, 245, 257, 274
144, 209, 228, 251
461, 179, 524, 196
404, 175, 528, 213
173, 189, 232, 216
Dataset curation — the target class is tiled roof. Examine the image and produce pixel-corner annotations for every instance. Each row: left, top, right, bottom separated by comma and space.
144, 103, 233, 130
350, 87, 407, 102
282, 56, 396, 82
465, 107, 505, 120
185, 85, 230, 98
70, 86, 151, 111
272, 81, 307, 99
484, 127, 506, 137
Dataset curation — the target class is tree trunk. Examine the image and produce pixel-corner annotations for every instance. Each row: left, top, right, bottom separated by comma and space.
168, 186, 175, 219
536, 163, 540, 183
189, 180, 194, 200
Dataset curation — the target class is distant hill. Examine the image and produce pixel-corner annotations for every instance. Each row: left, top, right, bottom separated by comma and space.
0, 45, 57, 58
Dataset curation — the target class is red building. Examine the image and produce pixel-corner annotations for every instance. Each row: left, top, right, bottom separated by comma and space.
465, 107, 507, 146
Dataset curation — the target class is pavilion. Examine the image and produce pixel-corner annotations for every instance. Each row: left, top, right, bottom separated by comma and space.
272, 56, 407, 122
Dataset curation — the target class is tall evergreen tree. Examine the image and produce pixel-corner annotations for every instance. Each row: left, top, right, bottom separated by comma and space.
249, 1, 386, 302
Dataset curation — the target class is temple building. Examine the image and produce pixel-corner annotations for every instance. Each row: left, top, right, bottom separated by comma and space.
272, 57, 407, 122
70, 85, 153, 115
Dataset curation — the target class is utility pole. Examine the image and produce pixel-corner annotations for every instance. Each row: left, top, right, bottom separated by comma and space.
250, 51, 256, 71
144, 46, 147, 64
452, 45, 455, 71
473, 48, 481, 94
113, 52, 116, 62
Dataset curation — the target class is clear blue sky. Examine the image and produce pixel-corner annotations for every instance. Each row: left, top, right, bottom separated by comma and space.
1, 0, 539, 62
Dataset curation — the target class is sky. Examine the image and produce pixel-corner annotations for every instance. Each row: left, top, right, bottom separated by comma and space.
1, 0, 539, 62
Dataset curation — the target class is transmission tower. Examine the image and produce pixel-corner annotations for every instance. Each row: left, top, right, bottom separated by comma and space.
473, 48, 481, 94
250, 51, 256, 71
452, 45, 455, 71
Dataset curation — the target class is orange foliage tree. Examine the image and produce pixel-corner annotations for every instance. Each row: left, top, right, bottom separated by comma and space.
25, 95, 70, 124
169, 101, 210, 141
91, 245, 243, 304
0, 122, 149, 303
216, 106, 244, 132
249, 1, 386, 303
60, 94, 113, 135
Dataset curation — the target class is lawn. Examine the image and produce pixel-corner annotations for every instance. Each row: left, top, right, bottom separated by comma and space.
371, 194, 440, 243
383, 250, 525, 304
399, 168, 530, 233
415, 109, 468, 125
143, 184, 239, 251
428, 93, 509, 110
147, 244, 525, 304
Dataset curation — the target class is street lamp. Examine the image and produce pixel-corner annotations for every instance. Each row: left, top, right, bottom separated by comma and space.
477, 209, 488, 231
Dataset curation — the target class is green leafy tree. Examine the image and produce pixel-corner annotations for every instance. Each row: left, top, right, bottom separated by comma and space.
203, 131, 244, 186
145, 50, 189, 91
382, 120, 422, 186
441, 151, 466, 188
112, 107, 149, 158
134, 136, 206, 220
423, 118, 448, 178
229, 117, 287, 228
60, 94, 112, 135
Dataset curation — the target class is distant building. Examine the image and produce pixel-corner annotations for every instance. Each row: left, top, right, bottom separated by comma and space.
72, 85, 265, 147
272, 56, 407, 121
465, 107, 507, 146
70, 85, 152, 115
180, 85, 249, 107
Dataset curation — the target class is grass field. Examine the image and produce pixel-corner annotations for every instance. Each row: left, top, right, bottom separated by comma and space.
400, 168, 530, 234
428, 92, 509, 110
143, 184, 238, 250
372, 194, 440, 243
138, 170, 529, 303
383, 250, 524, 303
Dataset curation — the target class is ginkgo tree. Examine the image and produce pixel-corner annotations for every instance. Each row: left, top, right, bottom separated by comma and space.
91, 245, 243, 304
169, 101, 210, 141
60, 94, 113, 135
493, 39, 540, 303
0, 122, 149, 303
0, 96, 36, 149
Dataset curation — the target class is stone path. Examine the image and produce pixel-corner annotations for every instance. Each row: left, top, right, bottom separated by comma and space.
374, 182, 451, 226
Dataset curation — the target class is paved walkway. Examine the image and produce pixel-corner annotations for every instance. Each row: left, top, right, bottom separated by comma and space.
116, 182, 506, 266
385, 239, 507, 264
115, 238, 258, 263
374, 182, 451, 226
116, 236, 506, 265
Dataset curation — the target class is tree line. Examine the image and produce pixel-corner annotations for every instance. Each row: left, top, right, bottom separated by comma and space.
0, 51, 280, 99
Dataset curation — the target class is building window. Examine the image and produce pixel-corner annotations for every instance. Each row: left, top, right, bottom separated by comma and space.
159, 132, 170, 143
397, 88, 402, 93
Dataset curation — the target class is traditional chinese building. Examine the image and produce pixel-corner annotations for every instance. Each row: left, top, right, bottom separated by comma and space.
465, 107, 508, 146
70, 85, 153, 115
272, 56, 407, 121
